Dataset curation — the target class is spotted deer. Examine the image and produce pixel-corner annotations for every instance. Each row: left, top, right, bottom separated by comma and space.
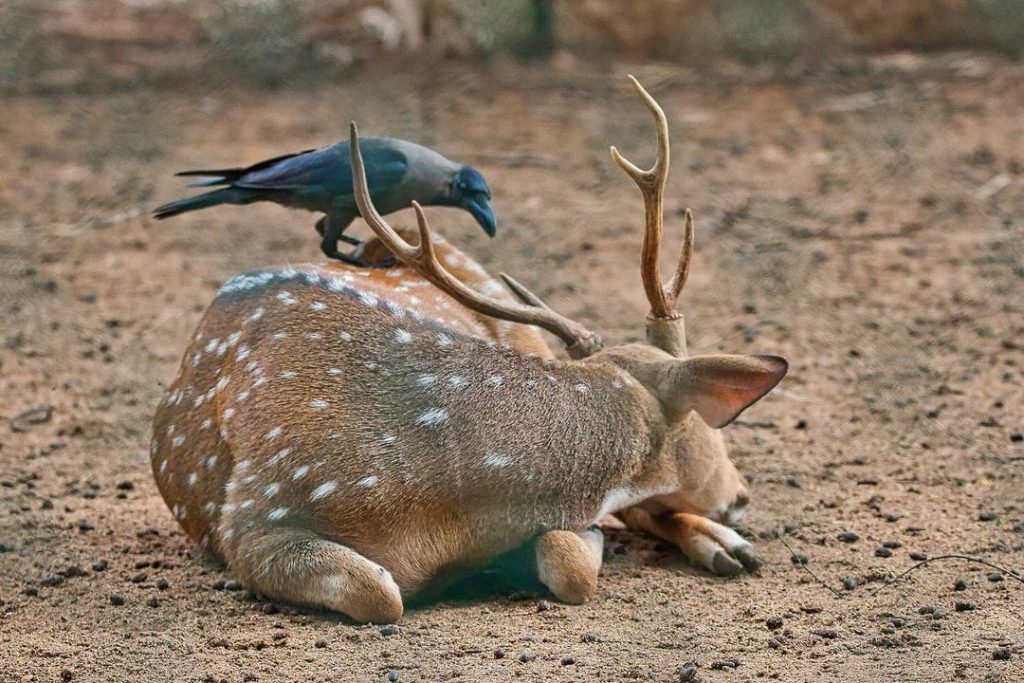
151, 78, 788, 622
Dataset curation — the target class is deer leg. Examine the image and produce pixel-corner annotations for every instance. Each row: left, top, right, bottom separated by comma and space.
226, 526, 403, 623
535, 528, 604, 604
617, 508, 759, 576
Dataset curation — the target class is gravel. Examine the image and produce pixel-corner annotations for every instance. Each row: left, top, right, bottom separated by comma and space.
109, 593, 125, 606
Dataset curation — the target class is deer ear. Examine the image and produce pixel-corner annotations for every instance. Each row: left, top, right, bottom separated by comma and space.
664, 354, 788, 428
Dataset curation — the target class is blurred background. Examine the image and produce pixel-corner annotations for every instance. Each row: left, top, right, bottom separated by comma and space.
2, 0, 1024, 92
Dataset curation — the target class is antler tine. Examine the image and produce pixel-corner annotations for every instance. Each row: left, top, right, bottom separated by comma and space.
499, 273, 549, 309
350, 122, 603, 360
610, 74, 693, 321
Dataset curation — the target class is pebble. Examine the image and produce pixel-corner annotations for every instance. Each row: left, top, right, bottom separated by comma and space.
110, 593, 125, 606
1010, 432, 1023, 443
211, 579, 226, 590
918, 605, 938, 615
116, 481, 135, 491
954, 579, 968, 591
518, 651, 537, 663
130, 573, 147, 584
493, 648, 505, 659
379, 625, 400, 637
147, 596, 160, 608
795, 419, 808, 430
560, 655, 575, 666
314, 639, 327, 649
679, 661, 698, 681
882, 540, 901, 549
60, 671, 73, 681
92, 560, 108, 572
890, 618, 906, 628
76, 519, 95, 532
837, 532, 859, 543
386, 672, 399, 683
536, 600, 551, 612
909, 551, 927, 561
242, 673, 257, 682
978, 512, 997, 521
786, 477, 801, 488
811, 628, 838, 639
261, 603, 278, 615
23, 587, 38, 597
992, 647, 1012, 661
874, 547, 893, 558
710, 659, 741, 670
581, 632, 599, 643
987, 573, 1004, 583
41, 574, 65, 587
954, 601, 976, 612
791, 553, 809, 565
843, 577, 857, 590
224, 579, 242, 591
768, 638, 782, 650
156, 579, 170, 590
766, 616, 783, 630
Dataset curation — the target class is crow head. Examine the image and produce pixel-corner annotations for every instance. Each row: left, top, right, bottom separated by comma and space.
449, 166, 496, 237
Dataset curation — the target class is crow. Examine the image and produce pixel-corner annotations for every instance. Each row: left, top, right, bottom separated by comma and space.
153, 137, 496, 265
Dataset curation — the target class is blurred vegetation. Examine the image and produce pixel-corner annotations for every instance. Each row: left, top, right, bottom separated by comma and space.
0, 0, 1021, 94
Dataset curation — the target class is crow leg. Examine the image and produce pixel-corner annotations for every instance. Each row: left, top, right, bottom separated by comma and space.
319, 215, 396, 267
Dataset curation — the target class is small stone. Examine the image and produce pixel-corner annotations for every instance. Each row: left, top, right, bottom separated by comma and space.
978, 511, 997, 521
518, 650, 536, 663
791, 553, 809, 565
560, 655, 575, 666
536, 600, 551, 612
110, 593, 125, 605
61, 670, 74, 681
766, 616, 783, 630
147, 596, 160, 608
909, 551, 927, 561
261, 603, 278, 615
23, 587, 38, 597
379, 624, 400, 637
890, 618, 906, 628
130, 573, 147, 584
786, 477, 801, 488
993, 647, 1012, 661
768, 637, 782, 650
116, 480, 135, 491
41, 574, 65, 587
710, 658, 741, 670
156, 578, 170, 590
242, 673, 257, 682
211, 579, 226, 590
837, 532, 859, 543
314, 638, 327, 649
386, 672, 399, 683
679, 661, 698, 681
224, 579, 242, 591
1010, 432, 1023, 443
493, 647, 505, 659
882, 540, 901, 549
987, 573, 1004, 582
794, 419, 808, 430
954, 601, 976, 612
811, 628, 838, 639
954, 579, 968, 591
581, 632, 599, 643
91, 560, 108, 572
843, 577, 857, 590
874, 547, 893, 558
918, 605, 938, 615
76, 519, 95, 532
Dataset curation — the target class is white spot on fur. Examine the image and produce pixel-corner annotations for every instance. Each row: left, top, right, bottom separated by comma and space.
276, 290, 297, 306
204, 339, 219, 353
266, 427, 282, 440
485, 374, 504, 388
482, 452, 512, 468
223, 407, 235, 421
359, 291, 379, 307
267, 507, 288, 521
447, 375, 468, 390
200, 418, 212, 430
356, 475, 378, 488
394, 329, 413, 344
171, 435, 185, 448
386, 301, 406, 318
187, 472, 198, 488
327, 368, 342, 376
279, 370, 297, 379
264, 482, 281, 497
310, 301, 327, 311
365, 361, 378, 371
245, 307, 264, 324
379, 434, 397, 445
204, 501, 216, 514
206, 455, 218, 469
272, 331, 288, 341
253, 376, 267, 388
292, 465, 309, 481
306, 331, 323, 340
267, 448, 290, 465
436, 333, 453, 348
415, 374, 436, 387
415, 408, 449, 427
239, 499, 254, 510
221, 528, 235, 541
310, 481, 338, 501
339, 331, 352, 342
237, 390, 251, 402
309, 399, 328, 410
575, 383, 590, 393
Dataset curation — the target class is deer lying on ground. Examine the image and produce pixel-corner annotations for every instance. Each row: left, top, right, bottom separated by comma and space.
151, 78, 787, 622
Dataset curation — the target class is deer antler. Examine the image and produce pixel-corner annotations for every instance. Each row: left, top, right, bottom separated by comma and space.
350, 122, 603, 360
610, 75, 694, 322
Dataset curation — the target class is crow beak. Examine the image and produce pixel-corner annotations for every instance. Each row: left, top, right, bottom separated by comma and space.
464, 194, 497, 237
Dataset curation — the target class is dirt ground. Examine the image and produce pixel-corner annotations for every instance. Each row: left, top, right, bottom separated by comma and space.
1, 54, 1022, 682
